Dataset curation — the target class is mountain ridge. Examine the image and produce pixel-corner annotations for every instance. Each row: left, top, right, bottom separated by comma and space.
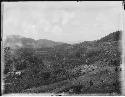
4, 35, 66, 49
4, 30, 122, 49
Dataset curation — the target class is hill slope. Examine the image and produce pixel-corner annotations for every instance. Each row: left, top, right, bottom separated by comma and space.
3, 31, 122, 94
4, 35, 65, 49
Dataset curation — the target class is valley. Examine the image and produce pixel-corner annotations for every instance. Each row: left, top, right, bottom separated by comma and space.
3, 31, 122, 95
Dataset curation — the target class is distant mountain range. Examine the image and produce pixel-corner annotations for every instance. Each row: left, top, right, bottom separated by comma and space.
4, 31, 122, 49
4, 35, 65, 49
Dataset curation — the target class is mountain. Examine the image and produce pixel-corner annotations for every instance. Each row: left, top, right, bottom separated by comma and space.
35, 39, 64, 48
4, 35, 65, 49
63, 30, 122, 66
4, 30, 121, 49
4, 35, 35, 48
66, 30, 121, 50
96, 30, 121, 43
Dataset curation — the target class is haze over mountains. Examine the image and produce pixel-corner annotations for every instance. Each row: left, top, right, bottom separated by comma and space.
4, 35, 65, 48
4, 30, 121, 49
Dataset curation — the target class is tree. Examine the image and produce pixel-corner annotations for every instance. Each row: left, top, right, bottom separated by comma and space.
4, 47, 48, 93
76, 52, 80, 58
4, 47, 14, 74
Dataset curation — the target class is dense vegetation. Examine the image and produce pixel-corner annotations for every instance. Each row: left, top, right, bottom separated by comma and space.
3, 31, 122, 95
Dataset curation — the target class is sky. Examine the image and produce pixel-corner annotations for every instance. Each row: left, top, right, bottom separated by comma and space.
2, 1, 123, 43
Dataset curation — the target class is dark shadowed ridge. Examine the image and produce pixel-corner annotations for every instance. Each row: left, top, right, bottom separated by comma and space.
96, 30, 122, 43
68, 30, 122, 50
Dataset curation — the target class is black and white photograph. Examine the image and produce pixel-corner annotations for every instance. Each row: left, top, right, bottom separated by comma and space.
1, 1, 125, 96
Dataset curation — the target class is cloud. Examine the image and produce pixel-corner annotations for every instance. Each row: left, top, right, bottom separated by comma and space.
61, 11, 75, 25
51, 25, 63, 36
3, 2, 123, 42
51, 10, 75, 26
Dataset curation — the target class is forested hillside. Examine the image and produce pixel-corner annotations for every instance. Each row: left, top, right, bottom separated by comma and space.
3, 31, 122, 95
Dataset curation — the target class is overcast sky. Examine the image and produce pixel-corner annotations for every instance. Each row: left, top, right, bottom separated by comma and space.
2, 1, 123, 43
